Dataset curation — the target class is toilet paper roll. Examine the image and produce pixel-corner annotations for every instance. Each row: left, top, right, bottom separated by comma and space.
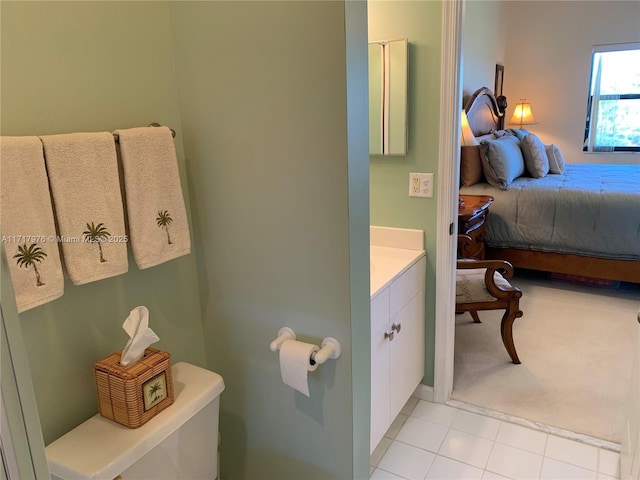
279, 339, 319, 397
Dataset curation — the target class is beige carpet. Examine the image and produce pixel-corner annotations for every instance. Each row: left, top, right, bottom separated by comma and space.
452, 271, 639, 444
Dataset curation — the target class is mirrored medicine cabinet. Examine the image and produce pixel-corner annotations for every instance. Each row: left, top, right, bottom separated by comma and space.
369, 38, 408, 156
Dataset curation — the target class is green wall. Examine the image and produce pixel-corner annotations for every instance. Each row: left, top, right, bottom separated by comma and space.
169, 2, 369, 478
368, 1, 443, 386
0, 1, 207, 445
1, 1, 371, 478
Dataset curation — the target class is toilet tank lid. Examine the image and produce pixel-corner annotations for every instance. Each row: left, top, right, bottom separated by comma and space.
45, 362, 224, 480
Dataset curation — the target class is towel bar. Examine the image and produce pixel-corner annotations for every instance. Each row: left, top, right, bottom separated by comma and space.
112, 123, 175, 143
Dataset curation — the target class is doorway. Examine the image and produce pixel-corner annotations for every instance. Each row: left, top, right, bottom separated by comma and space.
433, 0, 464, 405
434, 0, 639, 447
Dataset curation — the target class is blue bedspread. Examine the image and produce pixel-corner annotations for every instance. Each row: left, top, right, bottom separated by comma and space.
460, 164, 640, 260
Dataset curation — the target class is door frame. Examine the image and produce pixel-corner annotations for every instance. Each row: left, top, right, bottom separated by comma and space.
0, 303, 51, 480
433, 0, 464, 404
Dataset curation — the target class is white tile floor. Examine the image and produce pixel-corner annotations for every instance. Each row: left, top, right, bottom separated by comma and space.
370, 398, 620, 480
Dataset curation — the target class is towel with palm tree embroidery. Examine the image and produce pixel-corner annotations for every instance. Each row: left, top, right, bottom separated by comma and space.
1, 136, 64, 311
115, 126, 191, 269
41, 132, 128, 285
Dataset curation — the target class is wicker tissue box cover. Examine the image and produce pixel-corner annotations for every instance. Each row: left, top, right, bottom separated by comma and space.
94, 347, 174, 428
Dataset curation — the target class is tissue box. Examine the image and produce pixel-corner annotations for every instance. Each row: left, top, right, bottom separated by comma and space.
94, 347, 174, 428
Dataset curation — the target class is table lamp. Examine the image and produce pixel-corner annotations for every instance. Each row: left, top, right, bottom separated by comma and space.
509, 99, 536, 128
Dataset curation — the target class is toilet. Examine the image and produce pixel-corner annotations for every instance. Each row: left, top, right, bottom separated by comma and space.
46, 362, 224, 480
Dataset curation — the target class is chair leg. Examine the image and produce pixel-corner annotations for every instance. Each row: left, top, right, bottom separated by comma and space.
500, 304, 523, 364
470, 310, 481, 323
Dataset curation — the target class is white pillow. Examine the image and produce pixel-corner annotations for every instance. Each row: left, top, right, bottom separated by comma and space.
545, 144, 566, 174
521, 134, 550, 178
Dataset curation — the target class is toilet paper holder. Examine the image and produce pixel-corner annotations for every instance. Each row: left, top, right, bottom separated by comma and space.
269, 327, 341, 366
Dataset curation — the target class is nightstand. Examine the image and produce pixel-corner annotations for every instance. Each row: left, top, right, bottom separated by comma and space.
458, 195, 494, 259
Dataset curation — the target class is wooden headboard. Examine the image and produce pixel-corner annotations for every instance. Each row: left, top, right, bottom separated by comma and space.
463, 87, 507, 136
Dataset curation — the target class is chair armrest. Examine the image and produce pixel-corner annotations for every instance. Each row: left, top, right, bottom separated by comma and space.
457, 259, 521, 299
457, 258, 514, 277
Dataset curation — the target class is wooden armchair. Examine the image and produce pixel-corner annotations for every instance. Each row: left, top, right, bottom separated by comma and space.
456, 235, 523, 364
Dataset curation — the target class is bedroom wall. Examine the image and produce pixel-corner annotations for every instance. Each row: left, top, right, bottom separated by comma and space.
368, 0, 443, 386
461, 1, 507, 102
503, 1, 640, 165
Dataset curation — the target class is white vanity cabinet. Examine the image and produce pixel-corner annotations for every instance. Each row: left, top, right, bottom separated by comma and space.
370, 255, 426, 453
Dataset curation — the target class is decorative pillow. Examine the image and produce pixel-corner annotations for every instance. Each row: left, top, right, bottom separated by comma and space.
460, 134, 496, 186
545, 144, 566, 174
491, 129, 510, 138
480, 136, 525, 189
476, 133, 496, 143
460, 146, 483, 186
521, 134, 550, 178
507, 128, 530, 141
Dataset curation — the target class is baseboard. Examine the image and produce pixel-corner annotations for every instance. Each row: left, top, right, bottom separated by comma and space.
412, 383, 434, 402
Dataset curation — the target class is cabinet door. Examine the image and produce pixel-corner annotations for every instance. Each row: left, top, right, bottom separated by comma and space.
371, 288, 390, 339
370, 328, 390, 453
390, 259, 425, 318
389, 290, 425, 420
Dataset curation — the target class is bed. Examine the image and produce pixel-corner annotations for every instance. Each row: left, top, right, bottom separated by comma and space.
459, 87, 640, 283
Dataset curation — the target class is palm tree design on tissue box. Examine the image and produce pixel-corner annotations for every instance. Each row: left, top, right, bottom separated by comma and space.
83, 222, 110, 263
148, 380, 163, 403
14, 243, 47, 287
156, 210, 173, 245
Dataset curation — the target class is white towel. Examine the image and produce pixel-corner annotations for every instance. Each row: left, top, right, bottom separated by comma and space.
0, 136, 64, 312
115, 126, 191, 269
41, 132, 128, 285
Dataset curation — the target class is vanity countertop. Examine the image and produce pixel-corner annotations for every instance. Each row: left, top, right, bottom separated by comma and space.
370, 245, 425, 299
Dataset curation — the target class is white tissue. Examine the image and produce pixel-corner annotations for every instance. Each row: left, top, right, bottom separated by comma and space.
120, 306, 159, 366
279, 339, 319, 396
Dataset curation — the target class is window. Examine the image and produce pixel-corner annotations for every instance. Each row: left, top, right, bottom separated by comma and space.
583, 43, 640, 152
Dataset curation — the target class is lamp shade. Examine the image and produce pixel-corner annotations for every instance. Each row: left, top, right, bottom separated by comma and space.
509, 99, 536, 127
460, 110, 479, 146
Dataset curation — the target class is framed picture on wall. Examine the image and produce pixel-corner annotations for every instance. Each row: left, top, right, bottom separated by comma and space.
494, 64, 504, 97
